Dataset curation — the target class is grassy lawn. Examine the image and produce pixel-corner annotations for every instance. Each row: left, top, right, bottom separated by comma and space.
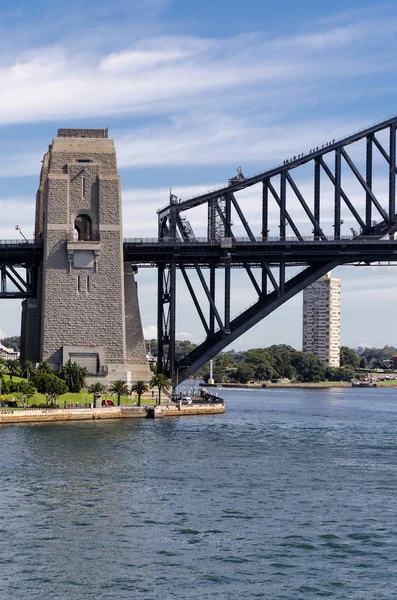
1, 375, 156, 406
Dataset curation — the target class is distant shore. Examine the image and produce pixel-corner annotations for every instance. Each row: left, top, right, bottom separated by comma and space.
205, 381, 397, 389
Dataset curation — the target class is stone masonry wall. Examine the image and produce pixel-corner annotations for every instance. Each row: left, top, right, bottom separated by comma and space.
40, 134, 127, 372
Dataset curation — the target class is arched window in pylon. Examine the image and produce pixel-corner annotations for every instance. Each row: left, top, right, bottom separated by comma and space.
74, 214, 92, 241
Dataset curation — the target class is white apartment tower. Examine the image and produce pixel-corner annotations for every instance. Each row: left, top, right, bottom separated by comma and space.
302, 273, 341, 367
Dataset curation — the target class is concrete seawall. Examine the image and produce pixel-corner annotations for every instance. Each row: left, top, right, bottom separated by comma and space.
0, 404, 224, 425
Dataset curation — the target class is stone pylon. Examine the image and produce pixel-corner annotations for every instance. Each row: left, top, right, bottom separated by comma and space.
21, 128, 151, 386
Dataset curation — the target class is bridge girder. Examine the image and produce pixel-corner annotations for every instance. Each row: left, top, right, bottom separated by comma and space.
2, 116, 397, 383
155, 115, 397, 385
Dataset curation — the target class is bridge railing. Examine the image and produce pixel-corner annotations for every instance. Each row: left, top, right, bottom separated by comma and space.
123, 235, 395, 245
1, 235, 396, 247
0, 239, 37, 245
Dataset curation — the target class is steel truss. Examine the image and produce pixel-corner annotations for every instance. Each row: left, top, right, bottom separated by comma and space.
156, 116, 397, 385
0, 263, 37, 298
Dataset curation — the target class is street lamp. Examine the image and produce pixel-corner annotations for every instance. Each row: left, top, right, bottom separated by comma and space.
175, 365, 188, 394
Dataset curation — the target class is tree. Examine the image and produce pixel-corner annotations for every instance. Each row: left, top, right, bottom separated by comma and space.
233, 362, 255, 384
37, 361, 53, 374
149, 373, 171, 405
212, 354, 237, 382
130, 380, 149, 406
359, 356, 368, 369
266, 345, 298, 379
23, 360, 36, 384
7, 360, 21, 381
0, 362, 7, 399
325, 365, 356, 382
291, 352, 325, 382
9, 381, 36, 406
87, 382, 106, 396
60, 360, 87, 393
245, 349, 277, 381
109, 380, 129, 406
33, 373, 68, 404
0, 336, 20, 351
340, 346, 360, 367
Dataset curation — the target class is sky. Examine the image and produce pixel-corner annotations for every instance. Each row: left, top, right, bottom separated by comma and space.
0, 0, 397, 350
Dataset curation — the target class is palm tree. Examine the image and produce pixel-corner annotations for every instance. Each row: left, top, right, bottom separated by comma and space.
23, 360, 36, 384
149, 373, 171, 405
37, 361, 53, 374
87, 382, 106, 396
130, 380, 149, 406
7, 360, 21, 381
0, 362, 7, 400
109, 380, 129, 406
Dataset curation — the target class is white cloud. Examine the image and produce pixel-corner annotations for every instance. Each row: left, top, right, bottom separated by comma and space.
115, 114, 364, 170
0, 14, 395, 126
142, 324, 196, 342
143, 325, 157, 339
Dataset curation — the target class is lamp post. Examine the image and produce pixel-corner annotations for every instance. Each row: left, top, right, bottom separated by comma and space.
175, 365, 188, 395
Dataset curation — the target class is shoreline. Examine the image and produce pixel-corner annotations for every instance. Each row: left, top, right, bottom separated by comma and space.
0, 403, 225, 425
205, 382, 397, 389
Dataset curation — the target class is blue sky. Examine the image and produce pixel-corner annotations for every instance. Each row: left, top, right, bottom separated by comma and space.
1, 0, 397, 349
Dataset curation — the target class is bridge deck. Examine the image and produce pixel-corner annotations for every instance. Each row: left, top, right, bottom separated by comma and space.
1, 237, 397, 268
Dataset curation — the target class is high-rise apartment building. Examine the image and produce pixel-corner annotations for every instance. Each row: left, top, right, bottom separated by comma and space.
302, 273, 341, 367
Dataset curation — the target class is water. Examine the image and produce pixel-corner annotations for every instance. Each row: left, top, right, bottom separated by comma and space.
1, 387, 397, 599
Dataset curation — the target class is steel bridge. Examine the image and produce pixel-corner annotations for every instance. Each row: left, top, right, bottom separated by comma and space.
1, 115, 397, 384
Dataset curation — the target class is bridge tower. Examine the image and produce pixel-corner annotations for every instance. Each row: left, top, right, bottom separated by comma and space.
21, 128, 150, 385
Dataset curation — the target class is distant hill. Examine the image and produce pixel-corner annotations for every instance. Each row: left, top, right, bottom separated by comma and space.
0, 336, 20, 352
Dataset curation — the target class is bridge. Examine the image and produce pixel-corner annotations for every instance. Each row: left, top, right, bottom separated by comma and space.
1, 115, 397, 384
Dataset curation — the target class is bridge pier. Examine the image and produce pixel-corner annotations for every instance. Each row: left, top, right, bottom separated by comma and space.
20, 128, 150, 386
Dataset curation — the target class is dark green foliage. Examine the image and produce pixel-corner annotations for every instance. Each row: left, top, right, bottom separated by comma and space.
23, 360, 36, 382
359, 356, 368, 369
149, 373, 171, 405
325, 365, 357, 381
7, 360, 21, 381
60, 360, 87, 393
1, 378, 10, 396
87, 382, 106, 395
130, 380, 149, 406
148, 338, 397, 385
340, 346, 360, 367
37, 361, 54, 374
232, 362, 255, 384
0, 362, 8, 398
109, 380, 129, 406
32, 373, 68, 404
358, 345, 397, 368
244, 349, 277, 381
0, 336, 20, 351
9, 381, 37, 405
291, 352, 325, 382
212, 354, 237, 382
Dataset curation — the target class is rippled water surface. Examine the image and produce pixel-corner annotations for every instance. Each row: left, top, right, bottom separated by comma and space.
1, 387, 397, 598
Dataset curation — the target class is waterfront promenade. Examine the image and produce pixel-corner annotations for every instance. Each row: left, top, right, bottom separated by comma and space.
0, 403, 225, 425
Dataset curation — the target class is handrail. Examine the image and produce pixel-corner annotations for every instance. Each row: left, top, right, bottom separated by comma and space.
0, 239, 39, 245
162, 114, 397, 209
1, 234, 396, 247
123, 235, 396, 244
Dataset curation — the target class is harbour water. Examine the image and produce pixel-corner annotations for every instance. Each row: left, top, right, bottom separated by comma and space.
1, 387, 397, 599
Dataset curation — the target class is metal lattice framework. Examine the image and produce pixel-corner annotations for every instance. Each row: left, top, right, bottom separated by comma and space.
155, 116, 397, 384
2, 117, 397, 384
0, 241, 40, 298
